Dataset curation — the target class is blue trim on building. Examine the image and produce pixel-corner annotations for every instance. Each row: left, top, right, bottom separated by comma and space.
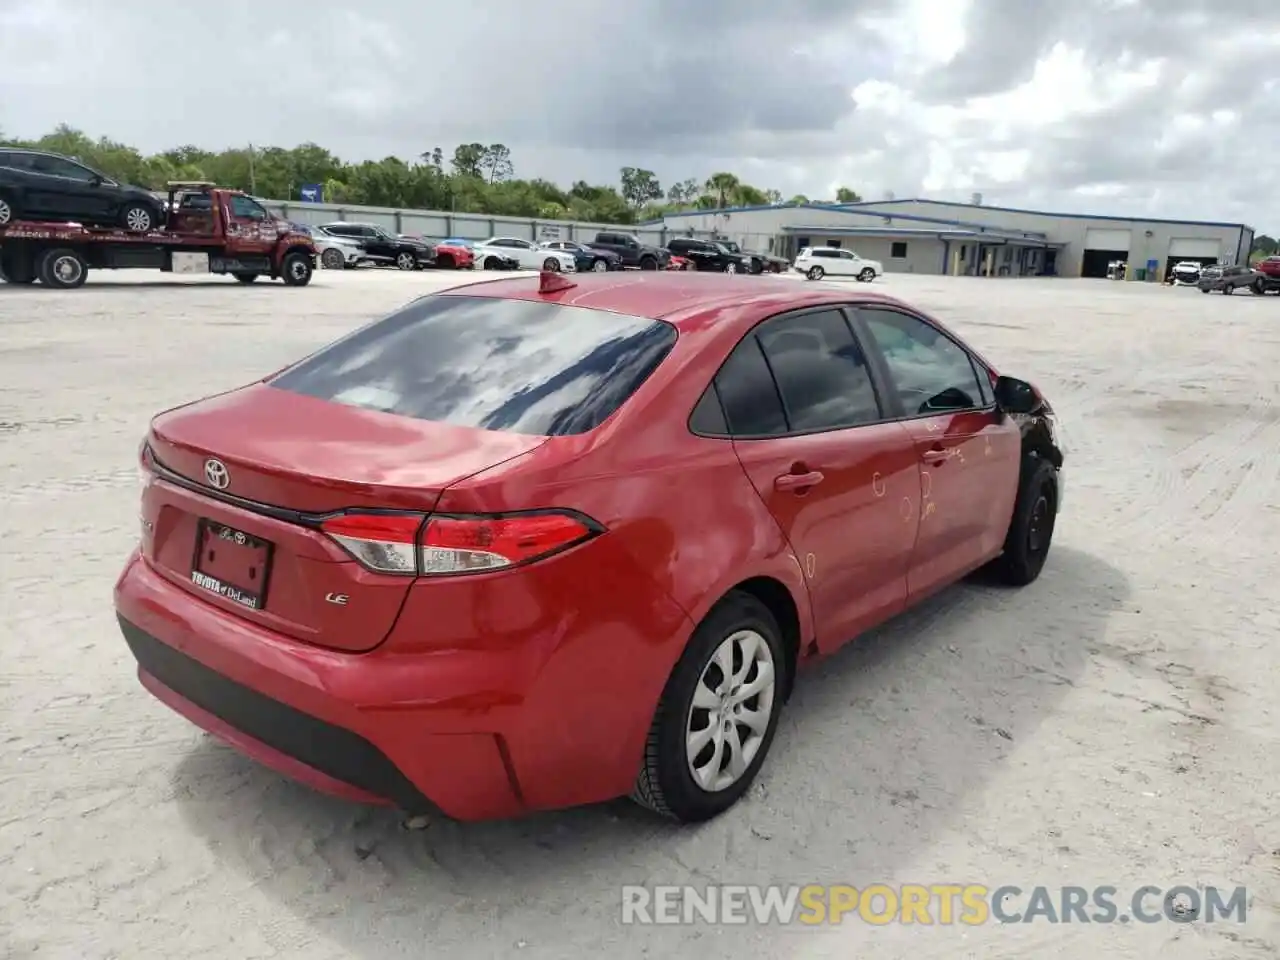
834, 197, 1253, 231
659, 201, 1053, 237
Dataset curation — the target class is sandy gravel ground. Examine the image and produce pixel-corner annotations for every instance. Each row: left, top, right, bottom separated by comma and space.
1, 267, 1277, 960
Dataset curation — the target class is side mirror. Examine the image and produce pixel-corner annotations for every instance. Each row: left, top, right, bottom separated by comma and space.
994, 375, 1041, 414
89, 174, 103, 187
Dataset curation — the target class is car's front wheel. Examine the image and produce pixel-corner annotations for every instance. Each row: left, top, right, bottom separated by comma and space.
631, 591, 786, 823
991, 457, 1058, 586
592, 259, 608, 272
395, 251, 416, 270
320, 248, 345, 270
542, 257, 561, 272
806, 265, 824, 280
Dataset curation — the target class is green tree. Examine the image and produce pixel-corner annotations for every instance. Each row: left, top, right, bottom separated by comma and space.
479, 144, 514, 184
451, 143, 486, 178
620, 167, 663, 208
0, 123, 802, 228
835, 186, 862, 203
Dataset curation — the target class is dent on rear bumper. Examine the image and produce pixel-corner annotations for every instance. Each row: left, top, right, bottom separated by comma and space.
113, 546, 691, 819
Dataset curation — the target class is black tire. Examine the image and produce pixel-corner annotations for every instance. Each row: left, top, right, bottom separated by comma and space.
0, 191, 16, 226
1200, 286, 1210, 294
858, 268, 876, 282
806, 265, 824, 280
483, 256, 500, 270
542, 257, 561, 272
639, 256, 658, 271
38, 247, 88, 289
395, 251, 416, 271
235, 273, 259, 284
991, 457, 1058, 586
591, 258, 608, 273
280, 251, 313, 287
120, 201, 158, 233
631, 590, 788, 823
0, 250, 36, 284
320, 248, 345, 270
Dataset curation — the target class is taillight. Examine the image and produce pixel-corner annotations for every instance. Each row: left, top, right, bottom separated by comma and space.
320, 510, 600, 576
321, 512, 425, 575
419, 512, 598, 574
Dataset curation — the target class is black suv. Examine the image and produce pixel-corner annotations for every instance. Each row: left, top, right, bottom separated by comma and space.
316, 222, 435, 270
0, 148, 166, 232
666, 237, 750, 273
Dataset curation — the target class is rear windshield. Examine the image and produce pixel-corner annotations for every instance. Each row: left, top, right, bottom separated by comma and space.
269, 294, 677, 436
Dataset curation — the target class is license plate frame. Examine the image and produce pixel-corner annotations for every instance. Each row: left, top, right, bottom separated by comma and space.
190, 519, 274, 610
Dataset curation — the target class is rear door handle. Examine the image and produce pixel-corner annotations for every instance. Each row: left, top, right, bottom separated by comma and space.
921, 446, 949, 465
775, 470, 824, 491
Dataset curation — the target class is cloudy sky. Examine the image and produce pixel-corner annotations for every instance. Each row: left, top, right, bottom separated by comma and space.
1, 0, 1277, 230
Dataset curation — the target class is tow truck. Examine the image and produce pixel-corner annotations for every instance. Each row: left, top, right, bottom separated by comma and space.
0, 181, 316, 289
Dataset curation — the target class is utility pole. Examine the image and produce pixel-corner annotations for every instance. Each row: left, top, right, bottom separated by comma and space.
248, 143, 257, 195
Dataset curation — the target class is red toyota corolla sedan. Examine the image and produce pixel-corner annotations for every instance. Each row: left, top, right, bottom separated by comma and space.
114, 271, 1064, 824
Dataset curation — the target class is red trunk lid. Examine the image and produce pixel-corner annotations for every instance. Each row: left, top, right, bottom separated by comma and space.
141, 384, 547, 652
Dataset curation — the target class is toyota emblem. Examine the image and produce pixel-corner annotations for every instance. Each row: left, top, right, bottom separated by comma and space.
203, 458, 230, 489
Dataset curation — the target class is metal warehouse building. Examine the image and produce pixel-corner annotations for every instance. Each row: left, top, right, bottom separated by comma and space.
656, 198, 1254, 280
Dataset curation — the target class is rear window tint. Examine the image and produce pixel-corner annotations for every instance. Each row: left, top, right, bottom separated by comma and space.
269, 294, 676, 436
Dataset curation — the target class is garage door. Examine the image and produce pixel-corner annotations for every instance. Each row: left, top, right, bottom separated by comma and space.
1084, 228, 1132, 251
1168, 238, 1221, 259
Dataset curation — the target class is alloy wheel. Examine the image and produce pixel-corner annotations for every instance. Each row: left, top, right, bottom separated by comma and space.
685, 629, 776, 793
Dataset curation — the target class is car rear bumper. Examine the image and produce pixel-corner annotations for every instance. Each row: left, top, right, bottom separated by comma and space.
113, 547, 690, 820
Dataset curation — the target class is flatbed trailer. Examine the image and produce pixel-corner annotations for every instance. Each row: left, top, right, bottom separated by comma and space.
0, 182, 316, 289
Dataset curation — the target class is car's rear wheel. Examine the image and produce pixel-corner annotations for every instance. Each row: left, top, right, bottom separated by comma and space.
991, 457, 1057, 586
806, 265, 824, 280
121, 202, 157, 233
483, 256, 500, 270
395, 251, 416, 270
543, 257, 561, 272
631, 591, 786, 823
38, 247, 89, 289
858, 267, 876, 281
320, 248, 345, 270
0, 192, 15, 226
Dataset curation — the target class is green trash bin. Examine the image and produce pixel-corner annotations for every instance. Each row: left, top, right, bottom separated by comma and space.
1136, 267, 1147, 281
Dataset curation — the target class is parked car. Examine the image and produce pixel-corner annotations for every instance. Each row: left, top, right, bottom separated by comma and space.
312, 229, 368, 270
1167, 261, 1203, 285
471, 237, 576, 272
1254, 255, 1280, 279
0, 148, 167, 232
1198, 263, 1258, 294
589, 232, 670, 270
116, 271, 1063, 825
794, 246, 883, 281
542, 240, 623, 272
715, 240, 790, 274
429, 239, 475, 270
666, 237, 751, 273
315, 222, 434, 270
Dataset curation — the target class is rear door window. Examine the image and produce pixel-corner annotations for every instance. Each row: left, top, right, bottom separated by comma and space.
755, 309, 882, 431
270, 295, 677, 436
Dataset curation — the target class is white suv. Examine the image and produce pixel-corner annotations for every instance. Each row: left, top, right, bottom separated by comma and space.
794, 246, 883, 281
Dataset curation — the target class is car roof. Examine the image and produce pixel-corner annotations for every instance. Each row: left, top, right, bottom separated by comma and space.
436, 272, 908, 329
